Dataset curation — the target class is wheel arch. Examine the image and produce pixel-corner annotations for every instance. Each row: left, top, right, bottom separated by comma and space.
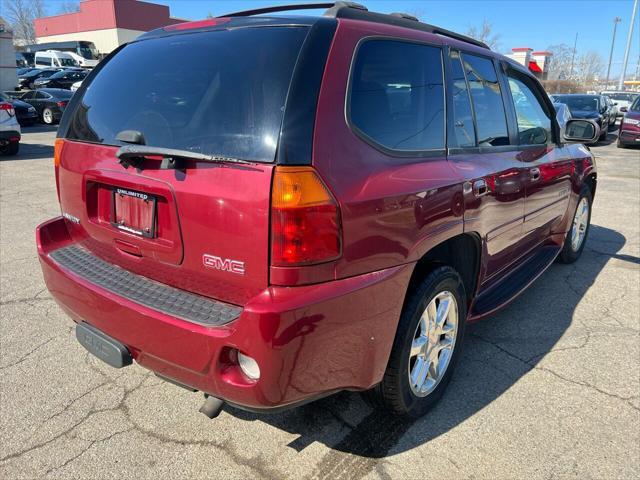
584, 171, 597, 198
406, 232, 482, 308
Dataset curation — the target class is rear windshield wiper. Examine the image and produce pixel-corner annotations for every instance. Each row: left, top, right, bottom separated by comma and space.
115, 144, 253, 170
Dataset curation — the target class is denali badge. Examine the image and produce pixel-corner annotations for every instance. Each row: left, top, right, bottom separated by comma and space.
62, 212, 80, 224
203, 254, 245, 275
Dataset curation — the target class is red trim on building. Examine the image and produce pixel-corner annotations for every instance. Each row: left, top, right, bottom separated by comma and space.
512, 47, 533, 52
531, 51, 552, 56
35, 0, 182, 37
528, 61, 543, 73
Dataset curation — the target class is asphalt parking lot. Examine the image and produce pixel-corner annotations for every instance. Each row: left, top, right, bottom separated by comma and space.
1, 125, 638, 479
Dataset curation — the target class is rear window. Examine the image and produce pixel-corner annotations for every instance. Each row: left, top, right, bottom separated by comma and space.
67, 27, 309, 162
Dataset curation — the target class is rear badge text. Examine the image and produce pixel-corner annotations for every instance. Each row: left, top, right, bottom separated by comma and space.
203, 254, 245, 275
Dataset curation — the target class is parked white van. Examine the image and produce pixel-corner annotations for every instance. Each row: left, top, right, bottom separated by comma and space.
34, 51, 78, 68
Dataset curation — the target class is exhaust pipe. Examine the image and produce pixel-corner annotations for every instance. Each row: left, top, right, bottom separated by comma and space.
199, 394, 224, 419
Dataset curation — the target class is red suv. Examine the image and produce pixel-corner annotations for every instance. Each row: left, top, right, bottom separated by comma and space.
37, 2, 599, 418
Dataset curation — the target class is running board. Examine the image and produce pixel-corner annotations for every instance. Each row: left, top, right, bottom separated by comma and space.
470, 245, 561, 320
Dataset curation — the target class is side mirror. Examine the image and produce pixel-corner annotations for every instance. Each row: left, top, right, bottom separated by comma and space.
564, 119, 599, 144
620, 106, 628, 113
613, 102, 618, 106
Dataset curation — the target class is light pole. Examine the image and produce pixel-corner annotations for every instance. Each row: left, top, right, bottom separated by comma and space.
569, 32, 578, 80
605, 17, 622, 89
618, 0, 639, 90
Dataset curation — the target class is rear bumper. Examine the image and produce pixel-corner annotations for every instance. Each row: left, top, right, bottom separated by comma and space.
37, 217, 411, 410
0, 130, 20, 143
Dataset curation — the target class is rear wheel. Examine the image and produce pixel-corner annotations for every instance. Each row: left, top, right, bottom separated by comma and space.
617, 138, 628, 149
559, 186, 592, 264
598, 129, 608, 141
367, 266, 467, 418
1, 141, 19, 156
42, 108, 55, 125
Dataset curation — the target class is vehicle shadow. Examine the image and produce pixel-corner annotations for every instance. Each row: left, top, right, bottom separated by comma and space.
226, 224, 630, 465
6, 143, 54, 161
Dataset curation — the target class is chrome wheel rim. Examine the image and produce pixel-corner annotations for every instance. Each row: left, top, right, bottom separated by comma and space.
43, 109, 52, 124
571, 197, 589, 252
408, 291, 458, 397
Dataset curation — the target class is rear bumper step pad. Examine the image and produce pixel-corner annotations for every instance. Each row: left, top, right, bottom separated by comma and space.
49, 246, 242, 327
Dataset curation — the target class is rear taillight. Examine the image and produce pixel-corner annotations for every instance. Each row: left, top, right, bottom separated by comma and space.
57, 101, 68, 108
54, 139, 65, 200
271, 166, 341, 266
0, 103, 15, 115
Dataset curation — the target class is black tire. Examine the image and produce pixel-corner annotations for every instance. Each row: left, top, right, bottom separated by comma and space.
366, 266, 467, 418
558, 186, 593, 264
42, 108, 55, 125
598, 130, 607, 141
617, 139, 628, 149
1, 141, 19, 156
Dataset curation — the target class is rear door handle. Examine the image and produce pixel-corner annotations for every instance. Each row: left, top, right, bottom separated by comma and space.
530, 168, 541, 181
473, 179, 489, 197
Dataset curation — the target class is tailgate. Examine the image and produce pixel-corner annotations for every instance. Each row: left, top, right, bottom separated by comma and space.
58, 141, 273, 305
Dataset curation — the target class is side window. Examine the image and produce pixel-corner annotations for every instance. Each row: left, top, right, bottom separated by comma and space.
36, 92, 49, 99
507, 75, 552, 145
22, 91, 36, 100
349, 39, 445, 152
449, 50, 476, 148
36, 57, 49, 66
461, 53, 509, 146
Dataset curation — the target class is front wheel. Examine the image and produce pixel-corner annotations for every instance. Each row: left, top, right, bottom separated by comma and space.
367, 266, 467, 418
559, 186, 592, 264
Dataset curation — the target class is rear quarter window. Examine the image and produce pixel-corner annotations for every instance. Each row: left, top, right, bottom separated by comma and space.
348, 39, 445, 154
66, 27, 309, 163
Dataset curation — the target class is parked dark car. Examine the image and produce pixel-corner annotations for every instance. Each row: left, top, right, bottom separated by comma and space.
16, 68, 61, 90
618, 95, 640, 148
20, 88, 72, 124
37, 2, 599, 419
33, 69, 88, 90
0, 93, 38, 126
16, 67, 39, 76
550, 94, 614, 140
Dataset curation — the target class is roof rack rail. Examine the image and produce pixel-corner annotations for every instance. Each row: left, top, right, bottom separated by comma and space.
218, 2, 365, 18
389, 12, 419, 22
328, 6, 490, 49
217, 2, 489, 50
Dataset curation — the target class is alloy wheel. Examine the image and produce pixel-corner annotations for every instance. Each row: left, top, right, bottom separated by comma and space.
408, 291, 458, 397
571, 197, 589, 252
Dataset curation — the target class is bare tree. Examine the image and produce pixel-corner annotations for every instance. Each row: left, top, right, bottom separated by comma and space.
546, 43, 575, 80
57, 0, 79, 14
3, 0, 46, 44
465, 19, 500, 50
576, 51, 605, 84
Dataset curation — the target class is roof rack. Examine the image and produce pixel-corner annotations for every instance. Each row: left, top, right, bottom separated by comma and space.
217, 2, 490, 50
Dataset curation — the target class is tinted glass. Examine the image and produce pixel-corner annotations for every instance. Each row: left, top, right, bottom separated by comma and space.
50, 90, 73, 100
631, 96, 640, 111
507, 76, 551, 145
36, 92, 48, 99
449, 51, 476, 147
553, 95, 600, 112
22, 91, 36, 100
67, 27, 309, 162
349, 40, 445, 151
462, 54, 509, 146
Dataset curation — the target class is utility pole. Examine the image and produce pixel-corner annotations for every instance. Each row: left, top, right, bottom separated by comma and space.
569, 32, 578, 80
618, 0, 638, 90
605, 17, 622, 88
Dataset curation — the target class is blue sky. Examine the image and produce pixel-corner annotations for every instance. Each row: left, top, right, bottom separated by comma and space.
149, 0, 639, 77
